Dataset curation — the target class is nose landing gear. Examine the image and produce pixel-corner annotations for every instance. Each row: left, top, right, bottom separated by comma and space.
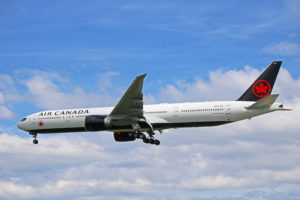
33, 138, 38, 144
30, 132, 38, 144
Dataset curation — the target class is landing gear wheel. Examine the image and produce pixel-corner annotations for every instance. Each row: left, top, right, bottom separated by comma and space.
143, 138, 149, 143
154, 139, 160, 145
149, 138, 154, 144
30, 132, 38, 144
133, 132, 139, 138
138, 131, 161, 145
139, 133, 146, 139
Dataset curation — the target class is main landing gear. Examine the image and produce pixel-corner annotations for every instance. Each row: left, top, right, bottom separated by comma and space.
143, 137, 160, 145
130, 120, 160, 145
129, 132, 160, 145
30, 132, 38, 144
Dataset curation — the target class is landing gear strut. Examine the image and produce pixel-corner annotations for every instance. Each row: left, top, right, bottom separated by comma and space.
30, 132, 38, 144
131, 119, 160, 145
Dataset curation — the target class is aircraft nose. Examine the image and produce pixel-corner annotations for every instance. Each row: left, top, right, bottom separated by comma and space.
17, 122, 26, 131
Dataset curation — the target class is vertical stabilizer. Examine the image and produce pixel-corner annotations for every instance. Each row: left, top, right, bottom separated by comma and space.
237, 61, 281, 101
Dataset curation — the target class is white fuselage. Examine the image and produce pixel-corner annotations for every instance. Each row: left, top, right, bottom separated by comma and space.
17, 101, 283, 134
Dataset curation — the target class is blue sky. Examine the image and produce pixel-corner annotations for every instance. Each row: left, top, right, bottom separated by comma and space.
0, 1, 300, 200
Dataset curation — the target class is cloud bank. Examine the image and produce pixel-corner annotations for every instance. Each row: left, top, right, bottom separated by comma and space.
264, 42, 300, 56
0, 65, 300, 200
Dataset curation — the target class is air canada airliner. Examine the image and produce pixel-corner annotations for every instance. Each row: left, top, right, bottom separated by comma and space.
18, 61, 290, 145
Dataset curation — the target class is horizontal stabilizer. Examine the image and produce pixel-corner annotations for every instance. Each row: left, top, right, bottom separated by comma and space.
247, 94, 279, 109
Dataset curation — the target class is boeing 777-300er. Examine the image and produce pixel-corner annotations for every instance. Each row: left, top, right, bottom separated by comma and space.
18, 61, 290, 145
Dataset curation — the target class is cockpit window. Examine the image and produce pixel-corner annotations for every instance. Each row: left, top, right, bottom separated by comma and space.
21, 118, 27, 122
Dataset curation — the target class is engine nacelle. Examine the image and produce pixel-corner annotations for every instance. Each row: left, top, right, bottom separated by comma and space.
113, 132, 136, 142
85, 115, 111, 131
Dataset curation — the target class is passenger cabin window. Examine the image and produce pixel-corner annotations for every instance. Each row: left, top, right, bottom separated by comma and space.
21, 118, 27, 122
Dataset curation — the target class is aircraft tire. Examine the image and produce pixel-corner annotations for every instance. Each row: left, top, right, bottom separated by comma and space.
33, 139, 38, 144
133, 133, 139, 138
143, 138, 149, 143
149, 139, 154, 144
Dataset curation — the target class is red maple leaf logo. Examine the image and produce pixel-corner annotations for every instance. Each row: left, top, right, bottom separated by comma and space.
38, 121, 44, 127
255, 83, 268, 94
252, 80, 271, 98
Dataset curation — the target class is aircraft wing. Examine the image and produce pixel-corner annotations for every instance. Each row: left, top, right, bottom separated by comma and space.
110, 74, 146, 118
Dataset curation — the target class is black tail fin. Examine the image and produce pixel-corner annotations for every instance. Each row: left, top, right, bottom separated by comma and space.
237, 61, 281, 101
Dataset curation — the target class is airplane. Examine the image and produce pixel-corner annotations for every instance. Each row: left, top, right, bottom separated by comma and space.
17, 61, 290, 145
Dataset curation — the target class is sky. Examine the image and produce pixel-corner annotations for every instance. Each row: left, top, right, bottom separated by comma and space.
0, 0, 300, 199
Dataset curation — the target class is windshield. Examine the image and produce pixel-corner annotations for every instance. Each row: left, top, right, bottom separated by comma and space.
21, 118, 27, 122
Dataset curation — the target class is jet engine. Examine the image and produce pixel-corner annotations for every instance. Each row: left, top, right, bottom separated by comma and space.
113, 132, 136, 142
85, 115, 111, 131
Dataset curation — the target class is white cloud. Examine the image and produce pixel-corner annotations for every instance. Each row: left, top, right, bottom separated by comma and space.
0, 105, 15, 119
159, 65, 260, 102
272, 68, 300, 100
274, 168, 300, 182
97, 71, 119, 92
0, 74, 14, 90
180, 175, 247, 189
0, 181, 34, 199
23, 75, 117, 109
264, 42, 300, 56
158, 64, 300, 104
0, 74, 19, 119
0, 74, 20, 99
0, 128, 299, 200
0, 92, 4, 104
1, 66, 300, 200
